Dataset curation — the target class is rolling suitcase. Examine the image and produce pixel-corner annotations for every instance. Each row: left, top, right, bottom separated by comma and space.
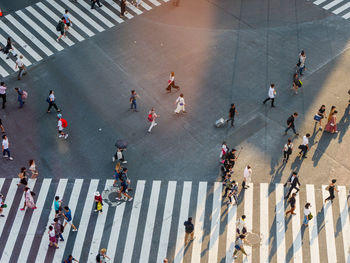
215, 118, 226, 128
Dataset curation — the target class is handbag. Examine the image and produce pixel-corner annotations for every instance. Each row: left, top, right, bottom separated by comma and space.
314, 114, 321, 121
97, 201, 102, 211
308, 213, 313, 220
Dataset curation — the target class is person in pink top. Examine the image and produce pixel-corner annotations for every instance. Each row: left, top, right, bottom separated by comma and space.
324, 110, 338, 133
20, 187, 37, 211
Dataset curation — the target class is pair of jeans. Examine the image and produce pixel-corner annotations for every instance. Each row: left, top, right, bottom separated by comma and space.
299, 66, 305, 75
263, 97, 275, 107
56, 233, 64, 241
130, 101, 137, 110
303, 215, 309, 225
3, 149, 10, 157
299, 145, 307, 157
18, 95, 24, 108
283, 151, 291, 161
17, 67, 25, 80
285, 125, 296, 134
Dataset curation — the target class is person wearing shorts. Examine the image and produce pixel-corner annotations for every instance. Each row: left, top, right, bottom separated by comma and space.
63, 10, 72, 30
63, 206, 78, 231
116, 180, 133, 201
232, 234, 248, 259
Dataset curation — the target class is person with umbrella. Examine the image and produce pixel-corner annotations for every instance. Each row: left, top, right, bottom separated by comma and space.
113, 140, 128, 163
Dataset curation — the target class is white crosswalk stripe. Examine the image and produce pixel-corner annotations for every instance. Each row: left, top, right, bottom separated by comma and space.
333, 2, 350, 14
0, 178, 349, 262
104, 0, 134, 19
308, 0, 350, 20
75, 0, 115, 28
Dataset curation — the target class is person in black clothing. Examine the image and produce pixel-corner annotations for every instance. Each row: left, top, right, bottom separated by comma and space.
284, 112, 299, 135
226, 149, 237, 168
226, 104, 238, 127
324, 179, 339, 203
184, 217, 194, 246
91, 0, 102, 9
284, 172, 300, 199
120, 0, 127, 18
222, 175, 233, 198
0, 82, 7, 109
315, 105, 327, 129
285, 193, 297, 216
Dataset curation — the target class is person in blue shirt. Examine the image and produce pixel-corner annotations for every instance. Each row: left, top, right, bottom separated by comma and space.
63, 206, 78, 232
62, 254, 79, 263
54, 196, 62, 216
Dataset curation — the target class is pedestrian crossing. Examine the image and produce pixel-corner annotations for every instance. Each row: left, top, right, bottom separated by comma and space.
0, 178, 349, 262
0, 0, 168, 78
311, 0, 350, 20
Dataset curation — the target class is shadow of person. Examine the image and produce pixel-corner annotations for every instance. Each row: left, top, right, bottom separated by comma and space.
271, 162, 286, 185
312, 131, 335, 167
338, 105, 350, 143
290, 155, 304, 174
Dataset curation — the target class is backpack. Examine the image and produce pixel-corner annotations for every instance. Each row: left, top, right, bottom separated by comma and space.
96, 253, 101, 262
147, 113, 153, 122
56, 21, 62, 31
60, 118, 68, 128
286, 116, 293, 125
184, 221, 194, 232
21, 90, 28, 100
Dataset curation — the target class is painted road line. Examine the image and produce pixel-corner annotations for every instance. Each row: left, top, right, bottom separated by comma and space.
6, 14, 54, 56
243, 183, 253, 263
35, 2, 83, 43
342, 11, 350, 19
191, 182, 207, 263
173, 181, 192, 263
338, 186, 350, 263
139, 1, 152, 11
52, 179, 84, 263
0, 20, 42, 61
71, 179, 99, 259
76, 0, 115, 28
0, 66, 9, 77
16, 10, 64, 51
17, 179, 51, 262
291, 191, 302, 263
98, 3, 125, 23
126, 1, 143, 15
225, 194, 237, 263
0, 179, 19, 237
276, 183, 286, 263
147, 0, 161, 6
122, 180, 146, 263
323, 0, 344, 10
314, 0, 328, 5
306, 184, 320, 263
333, 2, 350, 14
139, 181, 162, 263
156, 181, 177, 263
260, 183, 269, 263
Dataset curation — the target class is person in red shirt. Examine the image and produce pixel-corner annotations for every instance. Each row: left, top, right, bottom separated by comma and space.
94, 192, 103, 214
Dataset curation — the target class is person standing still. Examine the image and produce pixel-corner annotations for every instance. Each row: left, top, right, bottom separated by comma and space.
47, 90, 61, 113
282, 139, 293, 163
226, 104, 238, 127
147, 108, 159, 133
184, 217, 195, 246
262, 84, 276, 108
129, 90, 139, 112
0, 82, 6, 109
297, 50, 306, 76
298, 133, 310, 158
174, 93, 186, 114
284, 112, 299, 135
324, 179, 339, 203
285, 193, 297, 216
15, 55, 26, 80
2, 135, 13, 160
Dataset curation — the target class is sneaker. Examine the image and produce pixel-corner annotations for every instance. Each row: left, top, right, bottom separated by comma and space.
128, 197, 133, 202
232, 255, 237, 259
72, 229, 78, 232
94, 209, 98, 212
32, 206, 37, 209
59, 135, 63, 138
116, 197, 121, 200
0, 214, 5, 217
9, 157, 13, 161
112, 156, 115, 162
122, 161, 128, 164
20, 208, 25, 211
64, 134, 69, 139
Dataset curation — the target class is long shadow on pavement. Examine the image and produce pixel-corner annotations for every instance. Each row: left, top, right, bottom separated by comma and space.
338, 104, 350, 144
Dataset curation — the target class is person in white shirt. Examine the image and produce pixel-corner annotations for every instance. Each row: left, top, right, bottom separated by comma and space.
47, 90, 61, 113
147, 108, 159, 133
57, 114, 68, 139
174, 93, 186, 114
282, 139, 293, 163
262, 84, 276, 107
0, 82, 6, 109
298, 133, 310, 158
236, 215, 247, 235
297, 50, 306, 76
2, 135, 13, 160
15, 55, 26, 80
242, 165, 252, 189
166, 72, 179, 93
303, 202, 311, 226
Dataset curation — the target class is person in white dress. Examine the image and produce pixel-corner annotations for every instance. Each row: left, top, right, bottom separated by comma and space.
174, 93, 186, 114
242, 165, 252, 189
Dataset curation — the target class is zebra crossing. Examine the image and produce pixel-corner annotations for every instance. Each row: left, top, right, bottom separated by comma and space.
0, 0, 167, 78
0, 178, 349, 262
311, 0, 350, 20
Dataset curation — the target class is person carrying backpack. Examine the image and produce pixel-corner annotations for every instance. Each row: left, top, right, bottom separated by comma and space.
56, 17, 66, 42
57, 113, 68, 139
282, 138, 293, 163
15, 87, 27, 108
184, 217, 195, 246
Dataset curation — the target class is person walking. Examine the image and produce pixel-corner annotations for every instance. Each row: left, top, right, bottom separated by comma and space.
324, 110, 338, 133
324, 179, 339, 203
220, 141, 228, 163
232, 234, 248, 259
226, 104, 238, 127
63, 255, 79, 263
285, 193, 297, 216
113, 148, 127, 163
166, 72, 179, 93
184, 217, 195, 246
0, 37, 17, 59
174, 93, 186, 114
47, 90, 61, 113
63, 9, 72, 30
227, 180, 238, 206
20, 187, 37, 211
54, 196, 62, 216
284, 112, 299, 135
236, 215, 247, 235
284, 171, 300, 199
48, 225, 59, 249
129, 90, 139, 112
63, 206, 78, 231
56, 17, 66, 42
94, 191, 103, 214
292, 73, 302, 94
147, 108, 159, 133
2, 135, 13, 160
262, 84, 276, 108
29, 159, 39, 178
0, 193, 6, 217
242, 165, 252, 189
314, 105, 327, 129
282, 139, 293, 163
222, 175, 233, 198
15, 55, 26, 80
57, 114, 68, 139
96, 248, 111, 262
303, 203, 312, 227
297, 50, 306, 76
53, 217, 64, 241
298, 133, 310, 158
120, 0, 127, 18
116, 180, 133, 201
0, 82, 7, 109
15, 88, 26, 108
17, 167, 28, 187
91, 0, 102, 9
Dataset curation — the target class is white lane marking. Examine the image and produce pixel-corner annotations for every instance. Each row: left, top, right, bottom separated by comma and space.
6, 14, 54, 56
0, 178, 4, 190
0, 34, 19, 72
0, 179, 36, 262
0, 66, 9, 77
0, 179, 20, 237
35, 2, 83, 43
87, 180, 114, 263
75, 0, 115, 28
260, 183, 269, 263
313, 0, 328, 5
16, 10, 64, 51
243, 183, 253, 263
98, 2, 125, 23
291, 191, 302, 263
191, 182, 207, 263
46, 0, 95, 37
173, 181, 192, 263
104, 0, 134, 19
337, 186, 350, 263
35, 179, 68, 262
322, 185, 337, 263
147, 0, 161, 6
17, 179, 51, 262
0, 20, 42, 61
121, 180, 146, 263
59, 0, 105, 32
342, 11, 350, 18
225, 194, 237, 263
126, 1, 143, 15
52, 179, 84, 263
306, 184, 320, 263
139, 1, 152, 10
71, 179, 99, 259
276, 183, 286, 263
333, 2, 350, 14
139, 181, 162, 263
156, 181, 177, 263
323, 0, 344, 10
